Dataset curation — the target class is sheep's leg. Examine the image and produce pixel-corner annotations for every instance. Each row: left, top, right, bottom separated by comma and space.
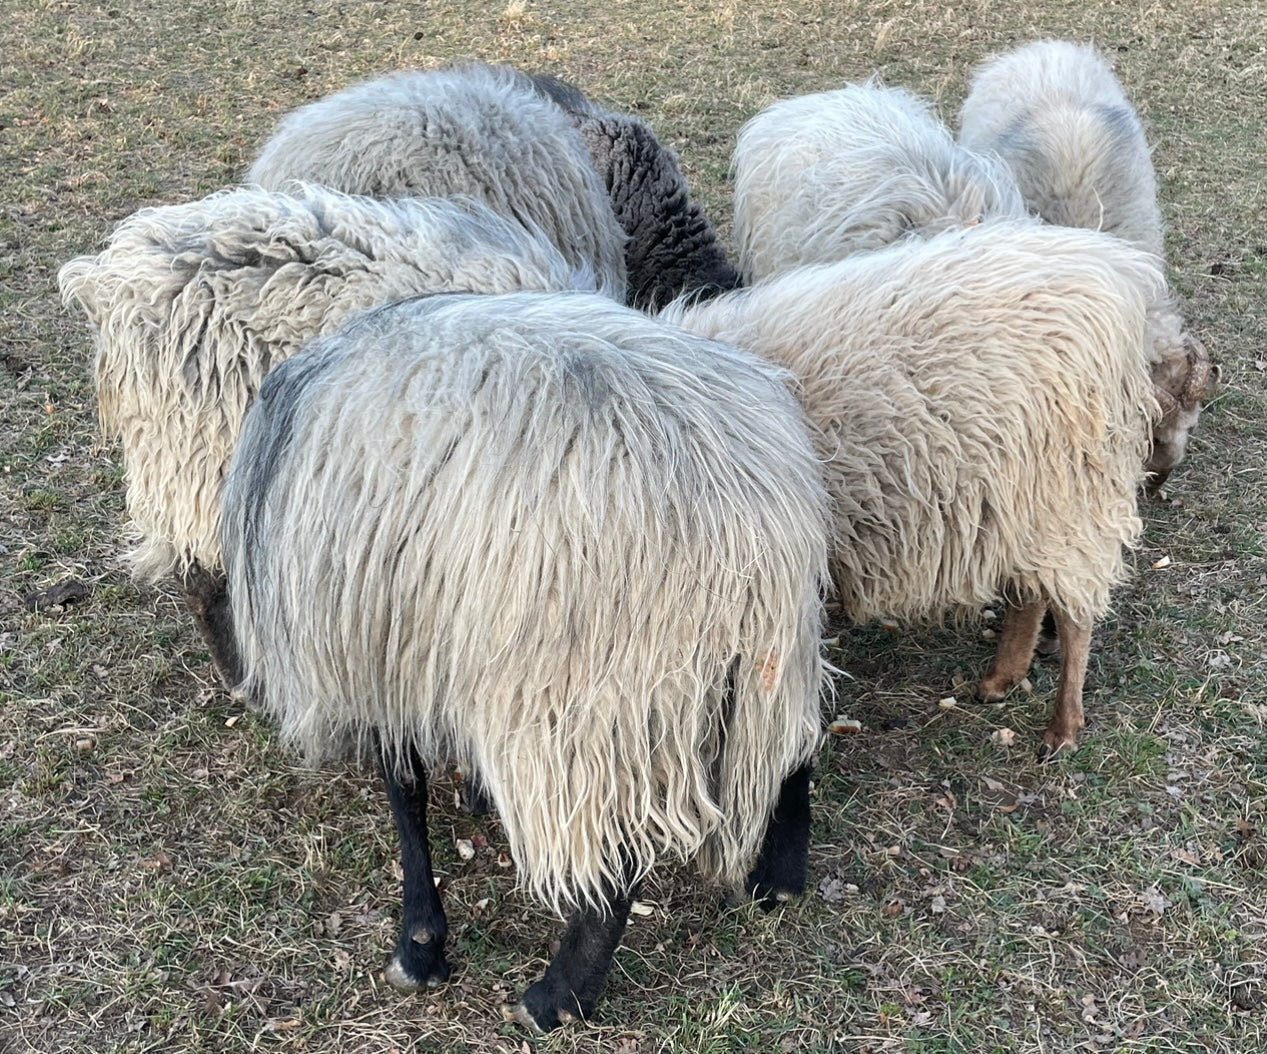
382, 746, 451, 991
1035, 610, 1061, 657
743, 763, 812, 909
504, 880, 635, 1031
179, 561, 242, 688
1041, 611, 1091, 760
460, 769, 494, 816
977, 601, 1045, 701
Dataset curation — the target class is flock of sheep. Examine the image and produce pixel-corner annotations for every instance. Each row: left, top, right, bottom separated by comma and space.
59, 40, 1217, 1032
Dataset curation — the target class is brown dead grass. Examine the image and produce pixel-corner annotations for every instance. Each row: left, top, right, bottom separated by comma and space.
2, 1, 1265, 1052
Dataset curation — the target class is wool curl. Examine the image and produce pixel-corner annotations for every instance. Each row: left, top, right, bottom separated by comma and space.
59, 185, 585, 583
220, 290, 830, 916
732, 78, 1026, 283
247, 62, 627, 300
663, 220, 1162, 627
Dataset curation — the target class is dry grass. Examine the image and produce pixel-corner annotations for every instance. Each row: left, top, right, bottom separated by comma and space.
2, 1, 1265, 1051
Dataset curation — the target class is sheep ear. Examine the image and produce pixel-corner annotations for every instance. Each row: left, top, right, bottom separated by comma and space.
1182, 334, 1219, 404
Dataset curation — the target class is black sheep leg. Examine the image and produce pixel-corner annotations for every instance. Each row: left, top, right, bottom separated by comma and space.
381, 746, 451, 990
179, 561, 242, 688
743, 763, 812, 909
505, 880, 635, 1031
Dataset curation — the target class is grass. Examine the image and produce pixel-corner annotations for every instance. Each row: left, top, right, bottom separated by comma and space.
2, 0, 1266, 1051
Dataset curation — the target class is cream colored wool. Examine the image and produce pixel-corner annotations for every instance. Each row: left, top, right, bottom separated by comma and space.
663, 221, 1161, 626
220, 291, 829, 915
59, 185, 584, 583
732, 80, 1025, 283
247, 63, 627, 298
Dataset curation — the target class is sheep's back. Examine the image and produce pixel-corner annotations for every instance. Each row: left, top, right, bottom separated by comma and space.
665, 221, 1160, 625
246, 64, 627, 299
221, 291, 828, 913
959, 41, 1163, 256
732, 82, 1024, 282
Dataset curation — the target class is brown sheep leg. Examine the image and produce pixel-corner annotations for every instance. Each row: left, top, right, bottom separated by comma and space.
180, 561, 242, 689
1041, 610, 1091, 760
976, 601, 1045, 702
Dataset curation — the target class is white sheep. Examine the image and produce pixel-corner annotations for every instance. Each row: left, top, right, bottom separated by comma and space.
732, 79, 1026, 283
219, 289, 829, 1030
247, 63, 628, 299
664, 219, 1162, 757
959, 40, 1218, 488
59, 184, 585, 681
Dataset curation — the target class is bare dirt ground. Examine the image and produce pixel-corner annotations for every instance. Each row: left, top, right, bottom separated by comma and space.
2, 1, 1265, 1051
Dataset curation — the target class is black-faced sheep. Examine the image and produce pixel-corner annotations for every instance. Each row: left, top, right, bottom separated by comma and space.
219, 290, 829, 1029
663, 220, 1162, 757
526, 73, 742, 309
246, 63, 627, 299
58, 185, 584, 684
959, 40, 1218, 490
731, 80, 1025, 282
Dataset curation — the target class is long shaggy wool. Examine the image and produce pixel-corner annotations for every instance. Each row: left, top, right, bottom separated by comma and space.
525, 74, 741, 310
246, 63, 627, 298
732, 80, 1025, 283
59, 184, 584, 583
958, 40, 1214, 481
220, 291, 829, 915
663, 221, 1162, 625
958, 40, 1162, 255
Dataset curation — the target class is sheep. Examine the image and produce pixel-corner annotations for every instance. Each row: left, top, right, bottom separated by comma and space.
525, 72, 742, 309
959, 40, 1218, 490
218, 289, 830, 1029
59, 184, 585, 684
731, 79, 1026, 283
663, 219, 1163, 757
246, 63, 627, 299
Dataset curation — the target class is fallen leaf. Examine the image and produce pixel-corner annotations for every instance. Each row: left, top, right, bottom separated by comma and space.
818, 876, 846, 903
22, 579, 88, 613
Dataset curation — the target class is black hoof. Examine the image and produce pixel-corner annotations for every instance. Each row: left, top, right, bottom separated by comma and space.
506, 975, 586, 1031
743, 862, 806, 912
384, 927, 450, 991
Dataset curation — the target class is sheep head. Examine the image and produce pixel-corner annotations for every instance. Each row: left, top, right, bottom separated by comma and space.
1146, 332, 1219, 493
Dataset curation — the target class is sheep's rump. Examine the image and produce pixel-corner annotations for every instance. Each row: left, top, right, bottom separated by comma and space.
59, 185, 582, 583
732, 80, 1025, 283
221, 291, 828, 913
664, 220, 1161, 625
958, 40, 1162, 256
247, 63, 627, 299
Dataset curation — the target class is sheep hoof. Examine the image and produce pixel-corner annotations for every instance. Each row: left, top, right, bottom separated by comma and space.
1037, 737, 1076, 762
384, 948, 450, 992
501, 1000, 551, 1032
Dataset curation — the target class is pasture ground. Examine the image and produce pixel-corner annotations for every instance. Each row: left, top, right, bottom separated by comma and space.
2, 1, 1265, 1051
